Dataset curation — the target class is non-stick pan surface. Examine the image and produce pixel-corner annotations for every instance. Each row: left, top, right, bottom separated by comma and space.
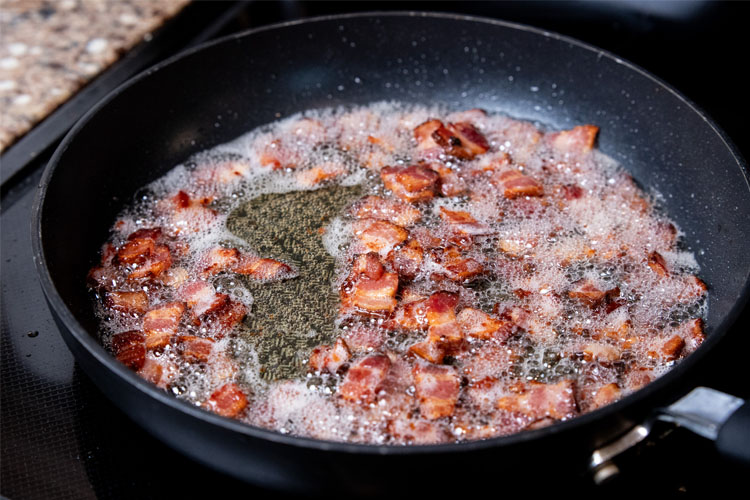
33, 13, 750, 494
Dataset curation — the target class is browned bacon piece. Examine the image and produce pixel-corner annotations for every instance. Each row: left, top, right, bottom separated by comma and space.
341, 325, 386, 353
581, 342, 621, 363
380, 164, 439, 203
106, 291, 149, 315
413, 363, 460, 419
388, 239, 424, 280
208, 299, 247, 336
438, 207, 490, 235
177, 335, 215, 363
354, 219, 408, 257
352, 252, 384, 280
493, 169, 544, 199
163, 191, 218, 235
417, 119, 490, 160
296, 161, 347, 186
351, 195, 422, 227
308, 338, 351, 374
441, 246, 484, 282
206, 383, 248, 418
589, 383, 622, 410
456, 307, 512, 341
233, 256, 294, 281
647, 251, 669, 277
652, 335, 685, 362
143, 302, 185, 350
338, 354, 391, 403
390, 299, 428, 331
496, 380, 578, 421
87, 265, 119, 291
430, 163, 466, 197
111, 330, 146, 371
549, 125, 599, 155
409, 291, 464, 363
137, 358, 168, 387
350, 272, 399, 313
127, 244, 172, 281
568, 279, 606, 306
414, 119, 443, 152
180, 281, 229, 320
200, 247, 240, 277
117, 238, 155, 265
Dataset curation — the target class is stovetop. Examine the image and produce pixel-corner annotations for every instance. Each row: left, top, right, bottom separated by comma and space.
2, 2, 748, 498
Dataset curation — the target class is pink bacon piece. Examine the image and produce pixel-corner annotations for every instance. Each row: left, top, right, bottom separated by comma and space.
106, 291, 149, 315
350, 271, 399, 313
163, 190, 218, 235
233, 255, 295, 282
308, 338, 351, 374
338, 354, 391, 404
438, 207, 490, 235
413, 363, 461, 420
354, 219, 408, 257
200, 247, 240, 277
205, 383, 249, 418
180, 280, 229, 320
456, 307, 512, 341
496, 380, 578, 421
493, 169, 544, 199
549, 125, 599, 155
351, 195, 421, 227
143, 301, 185, 351
177, 335, 215, 363
381, 164, 439, 203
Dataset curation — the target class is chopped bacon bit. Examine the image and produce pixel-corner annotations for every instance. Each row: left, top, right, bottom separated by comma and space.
158, 266, 189, 288
647, 251, 669, 277
439, 207, 490, 235
390, 299, 428, 331
421, 120, 490, 160
180, 281, 229, 319
339, 354, 391, 403
581, 343, 621, 363
424, 291, 460, 326
409, 338, 447, 364
493, 169, 544, 199
381, 164, 439, 203
296, 161, 347, 186
111, 331, 146, 371
389, 238, 424, 280
259, 138, 300, 170
143, 302, 185, 350
413, 363, 460, 419
127, 245, 172, 280
409, 291, 464, 363
355, 219, 408, 257
138, 358, 165, 386
87, 265, 118, 290
568, 279, 606, 306
309, 338, 351, 374
352, 252, 384, 280
448, 122, 490, 157
351, 272, 399, 313
497, 380, 578, 421
457, 308, 511, 341
233, 256, 294, 281
430, 163, 466, 197
117, 238, 155, 265
200, 247, 240, 277
106, 291, 148, 315
161, 191, 218, 235
660, 335, 685, 361
461, 344, 514, 384
549, 125, 599, 154
560, 184, 584, 200
127, 227, 163, 242
341, 325, 386, 353
441, 246, 483, 282
206, 383, 248, 418
351, 195, 421, 226
625, 368, 653, 391
590, 383, 622, 410
414, 119, 443, 151
177, 335, 215, 363
682, 318, 705, 350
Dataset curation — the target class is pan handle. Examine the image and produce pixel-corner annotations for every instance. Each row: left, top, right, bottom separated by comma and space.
590, 387, 749, 484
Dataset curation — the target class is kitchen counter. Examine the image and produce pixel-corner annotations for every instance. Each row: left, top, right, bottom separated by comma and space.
0, 0, 190, 153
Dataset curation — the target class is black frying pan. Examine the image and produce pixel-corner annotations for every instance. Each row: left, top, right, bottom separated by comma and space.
32, 13, 750, 494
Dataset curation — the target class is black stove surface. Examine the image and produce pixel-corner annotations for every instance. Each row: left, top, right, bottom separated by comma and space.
2, 2, 748, 498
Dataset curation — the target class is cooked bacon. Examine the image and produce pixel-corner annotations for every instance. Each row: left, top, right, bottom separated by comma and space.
350, 272, 399, 313
296, 161, 347, 186
127, 227, 163, 241
180, 281, 229, 319
351, 195, 421, 226
581, 342, 621, 363
409, 291, 464, 363
589, 383, 622, 410
341, 325, 386, 353
354, 219, 408, 258
386, 415, 449, 444
493, 169, 544, 199
438, 207, 490, 235
137, 358, 166, 387
461, 343, 514, 384
419, 120, 490, 160
207, 299, 247, 336
338, 354, 391, 403
680, 318, 705, 351
158, 266, 189, 288
380, 164, 439, 203
177, 335, 215, 363
549, 125, 598, 155
127, 244, 172, 280
430, 163, 466, 197
568, 279, 606, 306
87, 265, 119, 290
390, 299, 428, 331
413, 363, 460, 419
200, 247, 240, 277
560, 184, 584, 200
496, 380, 578, 421
414, 119, 443, 152
456, 307, 511, 341
117, 238, 155, 265
660, 335, 685, 361
647, 251, 669, 277
233, 256, 294, 281
352, 252, 384, 280
259, 139, 299, 170
106, 291, 148, 315
424, 291, 459, 326
388, 238, 424, 280
206, 383, 248, 418
143, 302, 185, 350
163, 191, 218, 235
308, 338, 351, 373
111, 330, 146, 371
440, 246, 484, 282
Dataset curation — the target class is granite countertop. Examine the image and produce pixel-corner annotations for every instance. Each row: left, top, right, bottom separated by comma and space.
0, 0, 190, 153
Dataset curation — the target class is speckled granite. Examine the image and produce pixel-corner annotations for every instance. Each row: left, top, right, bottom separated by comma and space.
0, 0, 190, 153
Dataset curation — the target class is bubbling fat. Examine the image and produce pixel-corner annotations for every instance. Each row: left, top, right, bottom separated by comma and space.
89, 102, 707, 444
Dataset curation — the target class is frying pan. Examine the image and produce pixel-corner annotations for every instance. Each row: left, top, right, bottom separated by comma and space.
32, 12, 750, 494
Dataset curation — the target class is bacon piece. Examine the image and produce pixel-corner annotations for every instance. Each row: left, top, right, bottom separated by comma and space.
138, 358, 166, 386
560, 184, 584, 201
352, 252, 384, 280
106, 291, 148, 315
430, 163, 466, 197
589, 383, 622, 410
568, 279, 606, 306
351, 195, 421, 226
409, 292, 464, 363
296, 161, 347, 186
351, 272, 399, 313
127, 227, 163, 242
259, 139, 298, 170
456, 308, 511, 341
206, 383, 248, 418
354, 219, 408, 257
388, 238, 424, 280
441, 246, 483, 282
387, 416, 449, 444
414, 119, 443, 152
194, 160, 250, 186
308, 338, 351, 374
425, 291, 460, 326
87, 265, 119, 291
163, 191, 218, 235
581, 342, 621, 363
438, 207, 490, 235
127, 245, 172, 280
200, 247, 240, 277
660, 335, 686, 361
111, 331, 146, 371
423, 120, 490, 160
203, 299, 247, 337
180, 281, 229, 319
681, 318, 705, 351
647, 251, 669, 277
341, 325, 386, 353
143, 302, 185, 350
496, 380, 578, 421
158, 266, 189, 288
549, 125, 598, 154
413, 363, 460, 419
177, 335, 215, 363
117, 238, 155, 265
390, 299, 428, 331
338, 354, 391, 403
461, 343, 514, 384
493, 169, 544, 199
380, 164, 439, 203
233, 256, 294, 281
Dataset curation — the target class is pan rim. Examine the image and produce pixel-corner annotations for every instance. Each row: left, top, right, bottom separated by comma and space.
32, 10, 750, 457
